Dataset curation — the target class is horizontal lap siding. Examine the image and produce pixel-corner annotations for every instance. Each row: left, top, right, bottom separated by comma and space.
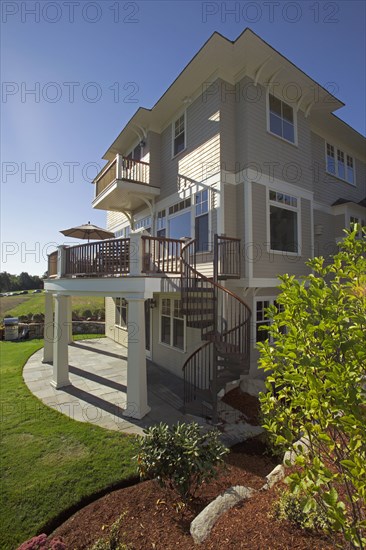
313, 210, 337, 263
236, 76, 313, 193
311, 131, 366, 205
159, 81, 221, 200
252, 183, 312, 279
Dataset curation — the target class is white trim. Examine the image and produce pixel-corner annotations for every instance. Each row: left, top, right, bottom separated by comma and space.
266, 89, 298, 147
253, 295, 277, 349
171, 110, 187, 159
266, 188, 302, 256
244, 179, 253, 280
158, 296, 187, 353
325, 141, 356, 186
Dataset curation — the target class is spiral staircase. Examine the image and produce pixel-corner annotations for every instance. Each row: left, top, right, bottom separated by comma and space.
181, 235, 251, 423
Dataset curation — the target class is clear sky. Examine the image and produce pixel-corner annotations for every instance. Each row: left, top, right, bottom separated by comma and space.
1, 0, 365, 275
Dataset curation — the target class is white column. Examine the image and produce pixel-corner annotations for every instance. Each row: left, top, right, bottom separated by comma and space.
66, 295, 73, 343
51, 294, 71, 389
124, 297, 150, 419
57, 245, 67, 278
42, 292, 54, 363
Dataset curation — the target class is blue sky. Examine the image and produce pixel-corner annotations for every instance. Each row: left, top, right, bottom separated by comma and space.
1, 0, 365, 275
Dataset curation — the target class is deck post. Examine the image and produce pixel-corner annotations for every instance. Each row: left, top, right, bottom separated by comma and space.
124, 296, 150, 419
51, 294, 71, 389
57, 245, 67, 278
42, 292, 54, 363
66, 295, 73, 343
129, 228, 149, 275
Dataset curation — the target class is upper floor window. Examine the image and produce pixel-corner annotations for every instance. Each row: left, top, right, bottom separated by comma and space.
168, 198, 192, 240
326, 142, 355, 185
269, 190, 299, 254
268, 93, 295, 144
126, 143, 142, 160
173, 114, 185, 156
195, 189, 209, 252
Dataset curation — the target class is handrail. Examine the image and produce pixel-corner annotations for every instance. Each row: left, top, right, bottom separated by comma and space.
181, 238, 251, 418
64, 238, 130, 277
141, 236, 184, 274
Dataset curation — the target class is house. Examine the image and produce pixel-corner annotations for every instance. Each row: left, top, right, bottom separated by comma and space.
44, 28, 366, 422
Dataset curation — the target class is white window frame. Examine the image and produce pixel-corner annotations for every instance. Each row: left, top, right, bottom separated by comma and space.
195, 189, 210, 253
115, 297, 127, 330
267, 189, 301, 256
266, 91, 297, 146
325, 142, 356, 186
253, 296, 285, 348
172, 111, 187, 158
159, 297, 186, 352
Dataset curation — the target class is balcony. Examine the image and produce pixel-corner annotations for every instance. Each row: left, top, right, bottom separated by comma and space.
92, 154, 160, 212
47, 236, 184, 280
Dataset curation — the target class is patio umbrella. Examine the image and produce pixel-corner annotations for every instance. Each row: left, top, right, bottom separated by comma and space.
60, 222, 115, 242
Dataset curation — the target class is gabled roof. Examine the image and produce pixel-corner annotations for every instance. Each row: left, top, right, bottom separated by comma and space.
103, 28, 364, 161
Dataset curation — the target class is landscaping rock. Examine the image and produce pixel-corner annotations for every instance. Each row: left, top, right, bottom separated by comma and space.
190, 485, 256, 544
283, 436, 311, 466
262, 464, 285, 490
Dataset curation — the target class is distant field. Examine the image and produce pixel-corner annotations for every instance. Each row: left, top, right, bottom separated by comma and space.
0, 293, 105, 321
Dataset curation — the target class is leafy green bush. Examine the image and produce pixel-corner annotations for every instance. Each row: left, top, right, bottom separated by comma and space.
259, 226, 366, 549
135, 422, 228, 501
273, 490, 330, 532
82, 309, 92, 319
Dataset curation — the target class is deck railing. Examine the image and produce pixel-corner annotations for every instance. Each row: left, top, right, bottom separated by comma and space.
48, 251, 58, 278
64, 238, 130, 277
94, 155, 150, 198
141, 236, 183, 274
215, 235, 241, 279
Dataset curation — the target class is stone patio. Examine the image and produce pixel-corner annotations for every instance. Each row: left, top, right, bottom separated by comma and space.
23, 338, 262, 444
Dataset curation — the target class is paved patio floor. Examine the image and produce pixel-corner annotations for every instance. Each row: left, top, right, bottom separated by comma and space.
23, 338, 262, 443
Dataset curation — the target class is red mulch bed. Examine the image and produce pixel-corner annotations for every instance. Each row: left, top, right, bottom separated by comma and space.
222, 387, 261, 425
50, 437, 335, 549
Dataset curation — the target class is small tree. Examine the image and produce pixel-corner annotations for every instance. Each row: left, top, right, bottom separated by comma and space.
135, 422, 228, 501
259, 226, 366, 549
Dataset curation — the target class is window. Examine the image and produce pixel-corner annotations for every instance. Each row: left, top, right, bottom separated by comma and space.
173, 114, 185, 156
269, 93, 295, 143
169, 211, 191, 240
168, 199, 192, 240
135, 216, 151, 233
160, 298, 185, 350
157, 210, 166, 237
255, 298, 285, 344
195, 189, 209, 252
269, 190, 299, 253
126, 143, 142, 160
326, 143, 355, 185
115, 225, 130, 238
115, 298, 127, 328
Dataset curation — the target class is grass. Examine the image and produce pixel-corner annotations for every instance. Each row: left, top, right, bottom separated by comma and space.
0, 337, 138, 550
0, 294, 105, 321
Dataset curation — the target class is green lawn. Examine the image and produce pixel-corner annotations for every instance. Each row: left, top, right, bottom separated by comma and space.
1, 294, 105, 321
0, 337, 138, 550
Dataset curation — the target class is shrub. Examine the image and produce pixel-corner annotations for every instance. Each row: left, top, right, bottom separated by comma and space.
274, 490, 330, 532
135, 421, 228, 501
89, 513, 129, 550
259, 226, 366, 549
17, 534, 66, 550
82, 309, 92, 319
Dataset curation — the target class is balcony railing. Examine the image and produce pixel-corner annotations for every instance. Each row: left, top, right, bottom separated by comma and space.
64, 238, 130, 277
48, 251, 58, 278
94, 155, 150, 197
48, 236, 183, 279
142, 236, 183, 274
